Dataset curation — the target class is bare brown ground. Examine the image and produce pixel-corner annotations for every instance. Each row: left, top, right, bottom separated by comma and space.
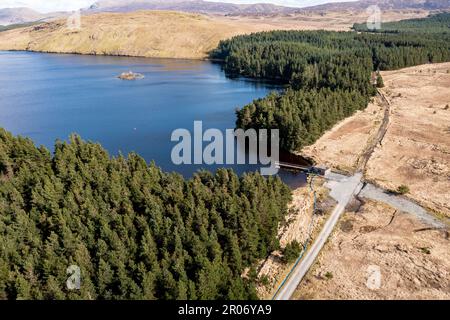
296, 63, 450, 300
292, 200, 450, 300
0, 9, 430, 60
302, 96, 386, 173
367, 63, 450, 218
303, 62, 450, 218
245, 9, 431, 31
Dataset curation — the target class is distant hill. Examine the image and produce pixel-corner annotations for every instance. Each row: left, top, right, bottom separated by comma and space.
3, 0, 447, 25
303, 0, 450, 11
84, 0, 450, 16
85, 0, 297, 15
0, 7, 67, 26
0, 7, 44, 25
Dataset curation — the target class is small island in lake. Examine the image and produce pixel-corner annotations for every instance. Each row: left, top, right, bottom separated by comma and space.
118, 71, 145, 80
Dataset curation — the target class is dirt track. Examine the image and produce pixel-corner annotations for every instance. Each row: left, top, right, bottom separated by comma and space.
356, 90, 391, 172
303, 62, 450, 218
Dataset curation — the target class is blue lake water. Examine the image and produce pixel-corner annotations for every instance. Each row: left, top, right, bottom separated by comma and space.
0, 51, 306, 187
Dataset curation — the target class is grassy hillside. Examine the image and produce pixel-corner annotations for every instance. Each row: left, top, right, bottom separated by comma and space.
0, 9, 431, 60
0, 10, 298, 59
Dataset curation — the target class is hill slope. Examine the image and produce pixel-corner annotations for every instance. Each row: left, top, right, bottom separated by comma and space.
85, 0, 296, 15
305, 0, 450, 11
0, 10, 310, 59
0, 9, 433, 60
0, 7, 67, 26
0, 10, 349, 59
0, 7, 44, 25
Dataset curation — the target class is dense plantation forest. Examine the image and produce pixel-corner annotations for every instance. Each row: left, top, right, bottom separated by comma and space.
237, 89, 368, 151
211, 13, 450, 151
0, 129, 291, 299
353, 12, 450, 34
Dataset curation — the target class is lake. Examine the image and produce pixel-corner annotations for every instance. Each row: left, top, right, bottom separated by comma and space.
0, 51, 306, 187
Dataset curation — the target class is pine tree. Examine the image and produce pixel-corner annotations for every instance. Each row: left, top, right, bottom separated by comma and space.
376, 74, 385, 88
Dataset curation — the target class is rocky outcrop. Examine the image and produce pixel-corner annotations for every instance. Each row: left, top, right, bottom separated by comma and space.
118, 71, 144, 80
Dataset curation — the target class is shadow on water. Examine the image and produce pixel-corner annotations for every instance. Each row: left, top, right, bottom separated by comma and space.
278, 151, 312, 189
280, 151, 312, 167
278, 169, 308, 190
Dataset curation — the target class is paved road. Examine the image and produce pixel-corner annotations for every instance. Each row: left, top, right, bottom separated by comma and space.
274, 173, 363, 300
360, 183, 445, 229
